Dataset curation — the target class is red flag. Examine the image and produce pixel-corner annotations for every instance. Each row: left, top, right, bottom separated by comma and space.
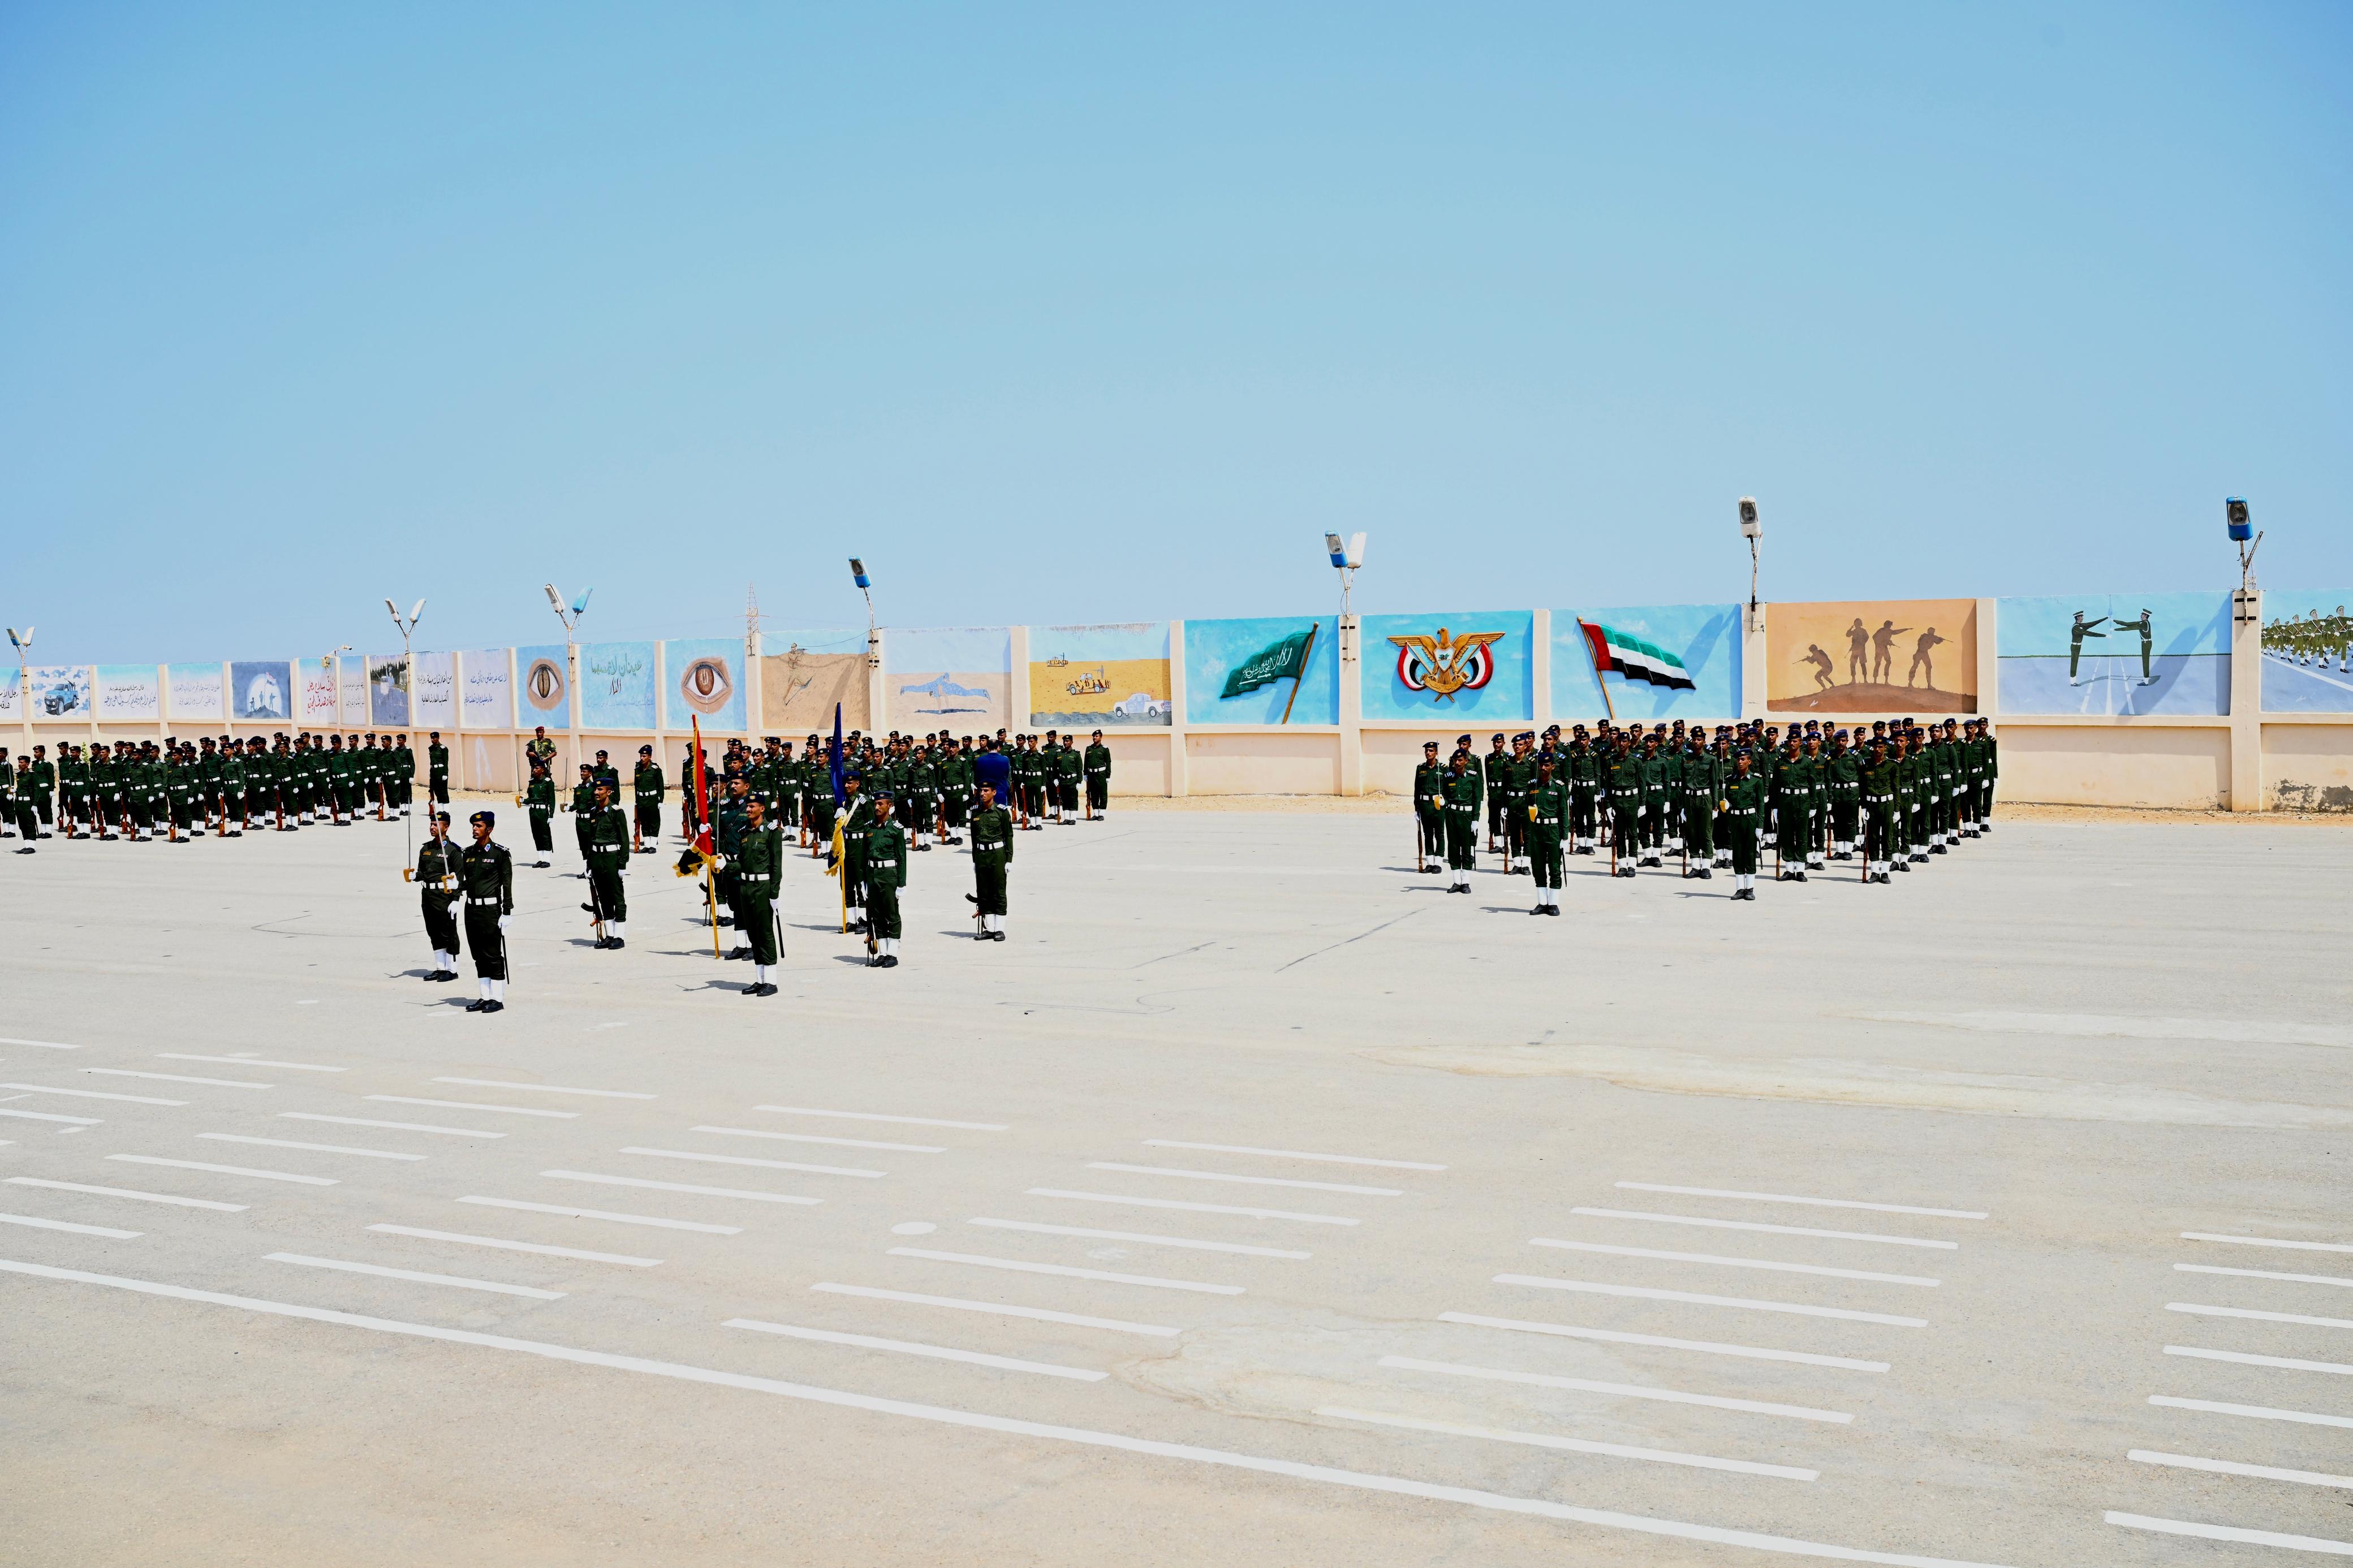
691, 716, 713, 856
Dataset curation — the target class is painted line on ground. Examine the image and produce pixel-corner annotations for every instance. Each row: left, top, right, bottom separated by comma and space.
0, 1037, 80, 1051
1143, 1140, 1445, 1172
281, 1113, 503, 1138
457, 1196, 740, 1234
2170, 1301, 2353, 1332
1531, 1238, 1939, 1288
1380, 1355, 1852, 1423
2165, 1346, 2352, 1377
727, 1319, 1106, 1381
2184, 1231, 2353, 1256
887, 1246, 1243, 1295
1319, 1405, 1818, 1481
541, 1170, 820, 1206
969, 1217, 1309, 1259
1497, 1275, 1927, 1327
753, 1105, 1006, 1131
266, 1252, 566, 1300
2150, 1395, 2353, 1430
2128, 1449, 2353, 1490
727, 1128, 942, 1153
0, 1212, 140, 1238
107, 1155, 334, 1187
367, 1224, 658, 1267
1570, 1208, 1958, 1251
1614, 1183, 1984, 1220
1089, 1163, 1400, 1197
367, 1096, 578, 1120
683, 1130, 886, 1175
201, 1133, 423, 1161
2177, 1262, 2353, 1290
623, 1145, 882, 1180
162, 1053, 342, 1072
0, 1107, 102, 1125
8, 1176, 246, 1212
1, 1082, 185, 1107
1439, 1311, 1890, 1371
2105, 1511, 2352, 1555
1029, 1188, 1358, 1225
813, 1281, 1178, 1336
85, 1068, 273, 1089
431, 1078, 654, 1099
0, 1256, 2022, 1568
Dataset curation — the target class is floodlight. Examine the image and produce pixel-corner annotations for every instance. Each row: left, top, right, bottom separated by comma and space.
545, 584, 565, 614
6, 627, 26, 651
384, 597, 400, 621
2225, 498, 2252, 542
850, 558, 871, 590
571, 589, 592, 616
1739, 498, 1761, 539
410, 598, 426, 624
1325, 533, 1347, 568
1346, 532, 1365, 569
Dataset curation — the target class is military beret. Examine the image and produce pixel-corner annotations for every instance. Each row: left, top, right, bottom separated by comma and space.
470, 810, 494, 826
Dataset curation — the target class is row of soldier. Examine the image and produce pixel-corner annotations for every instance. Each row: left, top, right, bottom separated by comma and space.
1412, 716, 1998, 904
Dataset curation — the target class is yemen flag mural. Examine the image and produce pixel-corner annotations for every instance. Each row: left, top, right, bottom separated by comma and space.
1580, 620, 1696, 690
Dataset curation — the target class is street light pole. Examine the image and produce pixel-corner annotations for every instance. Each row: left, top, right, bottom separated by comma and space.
6, 626, 31, 758
386, 598, 425, 860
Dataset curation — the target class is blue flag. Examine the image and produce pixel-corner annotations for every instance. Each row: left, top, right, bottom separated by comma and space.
830, 702, 845, 804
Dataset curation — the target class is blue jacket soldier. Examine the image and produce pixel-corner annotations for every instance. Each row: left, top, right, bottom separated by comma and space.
459, 811, 515, 1012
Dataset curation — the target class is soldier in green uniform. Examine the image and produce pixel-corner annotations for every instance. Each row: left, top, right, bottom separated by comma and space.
1053, 733, 1082, 822
580, 780, 631, 949
1825, 729, 1860, 860
1524, 755, 1569, 915
713, 775, 753, 951
807, 739, 838, 854
773, 741, 800, 835
413, 810, 463, 979
1635, 731, 1671, 867
905, 743, 941, 850
8, 751, 38, 852
1604, 733, 1642, 876
522, 761, 556, 866
1773, 736, 1813, 880
1566, 727, 1601, 854
459, 810, 515, 1012
715, 796, 785, 994
865, 793, 908, 967
525, 726, 558, 779
1480, 734, 1511, 854
968, 780, 1014, 939
838, 772, 874, 932
567, 763, 598, 867
1411, 741, 1446, 873
632, 744, 665, 853
427, 732, 451, 809
163, 744, 195, 842
27, 745, 54, 835
1083, 731, 1112, 819
222, 735, 249, 835
1441, 750, 1481, 893
1861, 737, 1899, 884
1721, 751, 1765, 900
1679, 733, 1718, 879
1973, 718, 1998, 834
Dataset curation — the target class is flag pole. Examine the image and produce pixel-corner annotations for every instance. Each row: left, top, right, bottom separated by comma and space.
1580, 620, 1617, 723
692, 716, 718, 959
1279, 621, 1317, 726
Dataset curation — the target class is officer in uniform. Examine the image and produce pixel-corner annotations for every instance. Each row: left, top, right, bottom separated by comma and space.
1441, 749, 1481, 893
426, 732, 451, 807
413, 811, 463, 979
1083, 731, 1111, 819
1411, 741, 1446, 873
713, 795, 784, 995
968, 780, 1014, 940
581, 780, 631, 949
1721, 751, 1765, 900
1680, 732, 1718, 879
459, 810, 515, 1012
1774, 736, 1812, 880
1605, 733, 1643, 875
1480, 735, 1510, 854
566, 763, 598, 867
838, 772, 874, 931
865, 793, 908, 967
632, 744, 665, 852
1524, 754, 1569, 915
1861, 736, 1899, 884
713, 775, 752, 951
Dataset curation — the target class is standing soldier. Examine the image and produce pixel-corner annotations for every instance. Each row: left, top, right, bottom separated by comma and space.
525, 725, 557, 777
427, 731, 451, 810
8, 750, 39, 852
1826, 729, 1860, 861
1861, 736, 1899, 884
1481, 734, 1511, 855
838, 772, 874, 933
713, 775, 753, 952
1774, 736, 1813, 881
1083, 730, 1112, 820
522, 761, 557, 867
1054, 732, 1083, 823
1605, 733, 1643, 876
413, 810, 463, 980
1679, 731, 1718, 879
1524, 754, 1569, 916
58, 743, 89, 838
865, 793, 908, 968
1974, 718, 1998, 834
1566, 727, 1600, 855
458, 811, 514, 1012
581, 780, 631, 949
904, 742, 940, 852
567, 763, 598, 868
1441, 749, 1481, 893
968, 780, 1014, 940
714, 796, 784, 995
26, 745, 54, 836
1721, 751, 1765, 901
1411, 741, 1446, 874
632, 744, 665, 853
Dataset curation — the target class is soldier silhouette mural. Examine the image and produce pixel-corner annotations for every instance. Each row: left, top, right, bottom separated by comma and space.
1768, 599, 1977, 715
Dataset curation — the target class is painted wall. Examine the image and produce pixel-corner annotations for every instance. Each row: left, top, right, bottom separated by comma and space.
579, 641, 657, 729
1998, 724, 2229, 809
515, 643, 571, 731
2260, 590, 2353, 712
167, 663, 225, 723
661, 639, 747, 732
94, 664, 161, 722
885, 627, 1009, 733
367, 654, 410, 726
762, 628, 869, 733
229, 660, 295, 723
1360, 611, 1532, 723
1553, 603, 1740, 722
1768, 599, 1977, 714
460, 650, 512, 730
1030, 622, 1171, 728
1183, 615, 1339, 727
2263, 724, 2353, 813
1998, 593, 2230, 716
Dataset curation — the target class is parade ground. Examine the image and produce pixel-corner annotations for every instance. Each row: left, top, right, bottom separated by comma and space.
2, 805, 2347, 1567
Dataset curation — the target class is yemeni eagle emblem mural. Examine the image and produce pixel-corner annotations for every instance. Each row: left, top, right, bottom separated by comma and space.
1387, 627, 1505, 702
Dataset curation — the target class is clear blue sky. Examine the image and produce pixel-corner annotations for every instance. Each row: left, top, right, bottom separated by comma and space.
3, 3, 2346, 664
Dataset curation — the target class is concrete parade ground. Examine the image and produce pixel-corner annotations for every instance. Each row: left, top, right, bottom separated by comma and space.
1, 801, 2348, 1567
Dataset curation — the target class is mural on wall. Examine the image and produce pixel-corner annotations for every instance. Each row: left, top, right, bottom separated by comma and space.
0, 669, 16, 720
761, 629, 869, 733
661, 638, 747, 732
1768, 598, 1977, 714
95, 664, 161, 722
1029, 623, 1170, 728
1359, 612, 1531, 722
515, 643, 570, 730
299, 660, 341, 725
368, 654, 410, 727
579, 641, 657, 729
2261, 591, 2353, 714
412, 651, 457, 728
1998, 593, 2230, 716
338, 657, 368, 727
462, 649, 512, 730
167, 663, 225, 724
884, 628, 1009, 733
23, 666, 93, 720
1554, 603, 1739, 722
1183, 615, 1339, 725
231, 660, 294, 722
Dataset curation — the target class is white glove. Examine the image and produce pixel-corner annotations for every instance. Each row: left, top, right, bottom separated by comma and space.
498, 915, 510, 931
709, 854, 726, 871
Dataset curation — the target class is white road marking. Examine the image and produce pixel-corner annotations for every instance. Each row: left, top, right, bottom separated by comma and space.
2105, 1511, 2353, 1555
267, 1252, 567, 1300
1029, 1188, 1359, 1225
84, 1069, 272, 1089
1088, 1162, 1401, 1196
0, 1107, 101, 1125
0, 1256, 2024, 1568
107, 1155, 335, 1187
540, 1170, 820, 1206
811, 1282, 1179, 1337
2170, 1301, 2353, 1332
969, 1218, 1309, 1259
623, 1145, 882, 1180
1614, 1183, 1985, 1220
0, 1082, 186, 1107
0, 1212, 140, 1238
727, 1318, 1107, 1381
2128, 1449, 2353, 1490
1380, 1355, 1852, 1423
887, 1246, 1243, 1295
201, 1134, 422, 1161
1143, 1140, 1445, 1172
2177, 1262, 2353, 1290
0, 1037, 80, 1050
367, 1224, 658, 1267
456, 1196, 740, 1234
1570, 1208, 1958, 1251
2184, 1231, 2353, 1256
281, 1112, 504, 1138
1496, 1275, 1928, 1328
366, 1096, 578, 1119
162, 1053, 342, 1072
1531, 1238, 1940, 1288
2165, 1345, 2353, 1377
8, 1176, 247, 1212
1320, 1405, 1818, 1481
2150, 1395, 2353, 1430
1439, 1311, 1890, 1371
682, 1130, 886, 1175
753, 1105, 1007, 1131
431, 1078, 654, 1099
722, 1129, 942, 1153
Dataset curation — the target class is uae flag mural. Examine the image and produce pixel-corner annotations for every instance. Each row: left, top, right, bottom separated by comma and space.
1580, 620, 1696, 690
